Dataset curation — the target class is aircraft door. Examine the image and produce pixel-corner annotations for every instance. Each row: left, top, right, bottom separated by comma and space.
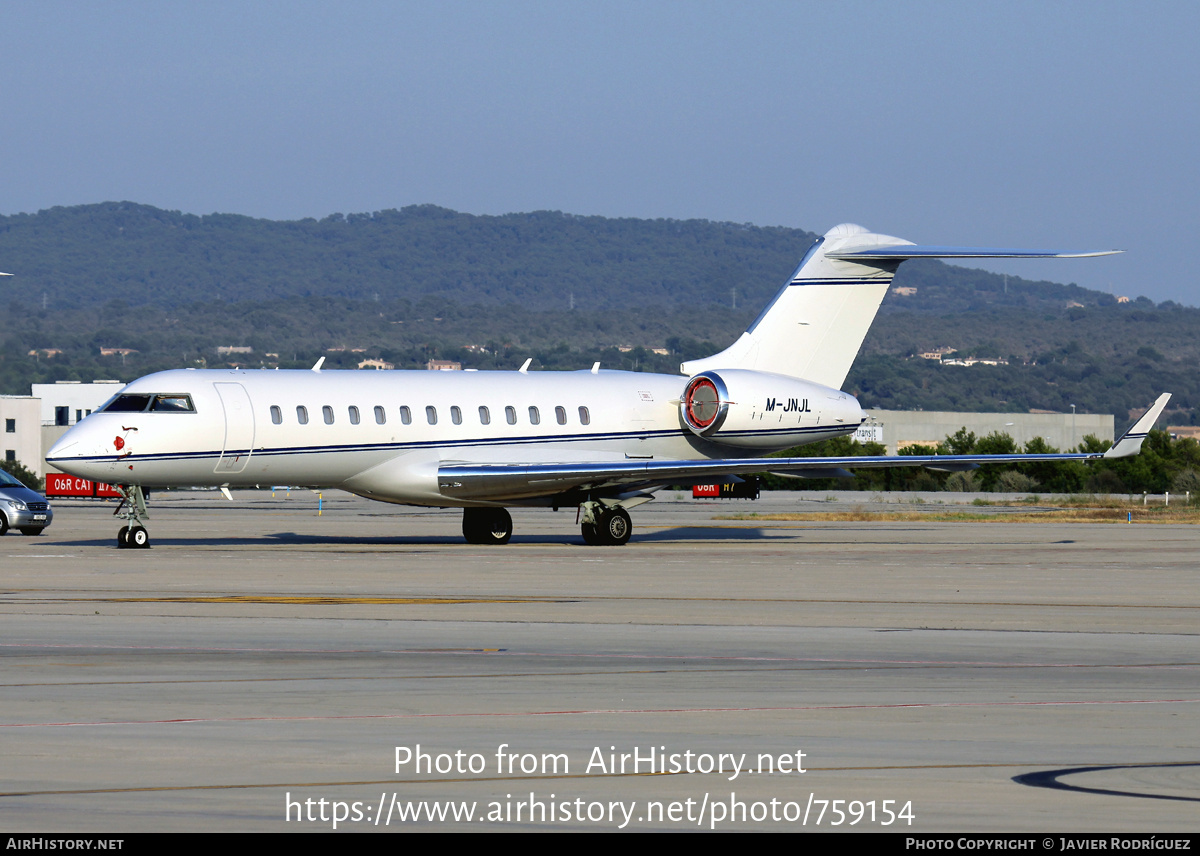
213, 382, 256, 473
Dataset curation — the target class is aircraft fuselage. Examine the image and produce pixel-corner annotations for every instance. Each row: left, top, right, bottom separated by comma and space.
47, 367, 863, 507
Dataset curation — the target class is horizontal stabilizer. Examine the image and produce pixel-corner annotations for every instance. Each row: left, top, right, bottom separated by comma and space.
827, 246, 1122, 261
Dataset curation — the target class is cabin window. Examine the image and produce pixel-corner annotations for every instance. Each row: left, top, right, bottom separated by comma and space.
478, 406, 490, 425
297, 406, 309, 425
323, 406, 335, 425
555, 406, 567, 425
4, 419, 14, 433
349, 406, 360, 425
505, 406, 517, 425
426, 406, 437, 425
450, 406, 462, 425
578, 406, 590, 425
374, 406, 386, 425
400, 406, 412, 425
270, 406, 282, 425
528, 406, 540, 425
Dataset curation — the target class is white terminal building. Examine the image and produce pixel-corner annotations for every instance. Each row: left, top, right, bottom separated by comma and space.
3, 379, 1116, 479
857, 410, 1114, 455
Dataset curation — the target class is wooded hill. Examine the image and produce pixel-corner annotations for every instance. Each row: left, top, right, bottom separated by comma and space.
0, 202, 1119, 313
1, 203, 1196, 425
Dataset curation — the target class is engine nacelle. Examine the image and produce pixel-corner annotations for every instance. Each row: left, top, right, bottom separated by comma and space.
680, 369, 864, 449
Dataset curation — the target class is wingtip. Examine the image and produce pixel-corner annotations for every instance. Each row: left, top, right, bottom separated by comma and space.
1103, 393, 1171, 458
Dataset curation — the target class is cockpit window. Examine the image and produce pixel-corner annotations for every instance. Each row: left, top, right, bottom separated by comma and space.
151, 394, 195, 412
101, 394, 153, 412
101, 393, 195, 413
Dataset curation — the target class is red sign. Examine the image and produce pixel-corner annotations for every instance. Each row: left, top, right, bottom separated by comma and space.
45, 473, 121, 498
692, 480, 760, 500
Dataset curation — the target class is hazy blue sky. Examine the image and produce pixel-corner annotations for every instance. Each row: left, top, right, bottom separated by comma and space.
3, 1, 1197, 302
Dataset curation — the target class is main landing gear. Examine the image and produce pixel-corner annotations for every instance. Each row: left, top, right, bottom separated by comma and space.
462, 507, 513, 545
578, 501, 632, 546
114, 485, 151, 549
459, 500, 639, 546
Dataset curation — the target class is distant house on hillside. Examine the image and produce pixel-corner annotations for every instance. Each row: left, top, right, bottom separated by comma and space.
427, 360, 461, 371
942, 356, 1009, 367
358, 358, 394, 370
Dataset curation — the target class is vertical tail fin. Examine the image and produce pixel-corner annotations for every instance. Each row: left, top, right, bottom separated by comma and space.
680, 224, 1121, 389
680, 224, 907, 388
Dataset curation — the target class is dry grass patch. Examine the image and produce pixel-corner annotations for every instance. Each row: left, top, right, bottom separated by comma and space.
720, 505, 1200, 524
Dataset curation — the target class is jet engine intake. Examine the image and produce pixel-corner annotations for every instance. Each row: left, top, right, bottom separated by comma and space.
679, 369, 863, 449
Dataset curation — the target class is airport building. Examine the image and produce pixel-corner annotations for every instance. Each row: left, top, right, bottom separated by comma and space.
857, 410, 1113, 455
0, 395, 42, 470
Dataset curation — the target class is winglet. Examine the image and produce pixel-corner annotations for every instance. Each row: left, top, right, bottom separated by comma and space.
518, 358, 532, 373
1104, 393, 1172, 458
311, 356, 325, 372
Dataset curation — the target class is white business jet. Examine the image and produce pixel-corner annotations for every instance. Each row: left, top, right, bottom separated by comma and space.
45, 224, 1169, 549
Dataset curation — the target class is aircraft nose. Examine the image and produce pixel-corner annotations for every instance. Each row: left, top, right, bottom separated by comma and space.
45, 422, 105, 479
47, 433, 79, 461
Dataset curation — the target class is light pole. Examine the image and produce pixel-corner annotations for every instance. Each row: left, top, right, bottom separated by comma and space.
1070, 404, 1076, 450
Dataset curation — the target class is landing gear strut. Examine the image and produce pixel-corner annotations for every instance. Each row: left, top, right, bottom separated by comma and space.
462, 507, 513, 545
114, 485, 151, 549
579, 501, 632, 546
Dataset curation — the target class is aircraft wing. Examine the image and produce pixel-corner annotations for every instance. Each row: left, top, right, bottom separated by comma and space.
438, 395, 1170, 501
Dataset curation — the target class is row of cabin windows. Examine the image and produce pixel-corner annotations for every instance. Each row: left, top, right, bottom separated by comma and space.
269, 404, 591, 427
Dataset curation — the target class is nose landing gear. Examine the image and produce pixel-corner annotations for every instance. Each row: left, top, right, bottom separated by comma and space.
114, 485, 151, 549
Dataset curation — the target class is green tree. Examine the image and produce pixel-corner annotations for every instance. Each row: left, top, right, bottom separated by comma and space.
0, 459, 43, 491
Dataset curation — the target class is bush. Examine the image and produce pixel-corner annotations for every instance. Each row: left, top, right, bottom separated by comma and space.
996, 470, 1039, 493
944, 471, 979, 492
